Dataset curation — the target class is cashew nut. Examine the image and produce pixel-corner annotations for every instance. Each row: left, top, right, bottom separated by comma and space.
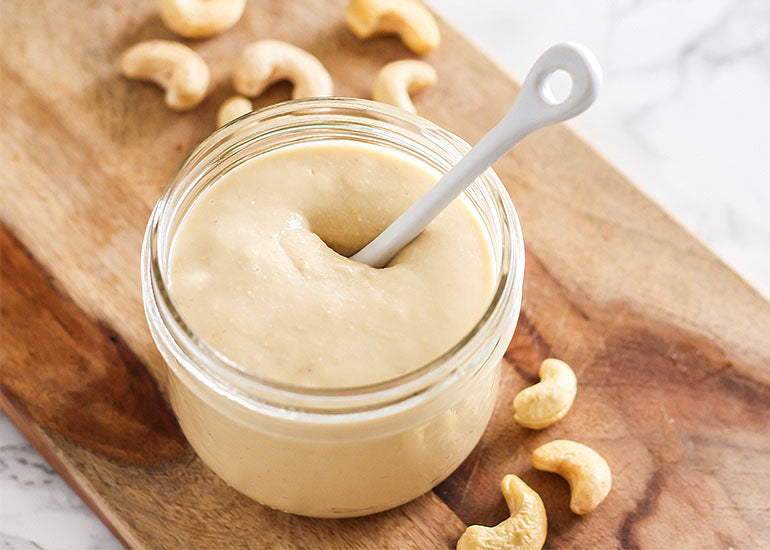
120, 40, 210, 111
372, 60, 436, 113
159, 0, 247, 38
457, 475, 547, 550
232, 40, 333, 100
532, 440, 611, 515
345, 0, 440, 55
513, 358, 577, 429
217, 95, 252, 127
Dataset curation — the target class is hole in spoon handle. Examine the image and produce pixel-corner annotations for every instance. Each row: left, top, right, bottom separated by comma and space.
502, 42, 602, 138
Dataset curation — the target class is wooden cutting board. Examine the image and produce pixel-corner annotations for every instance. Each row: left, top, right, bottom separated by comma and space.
2, 1, 769, 548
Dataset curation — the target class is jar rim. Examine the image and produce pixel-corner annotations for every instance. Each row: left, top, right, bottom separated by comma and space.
141, 97, 525, 414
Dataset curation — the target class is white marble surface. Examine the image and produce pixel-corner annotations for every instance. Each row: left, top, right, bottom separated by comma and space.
2, 1, 769, 548
0, 416, 121, 550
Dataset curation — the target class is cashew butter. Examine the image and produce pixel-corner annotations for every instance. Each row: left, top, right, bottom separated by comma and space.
143, 100, 523, 518
168, 141, 494, 388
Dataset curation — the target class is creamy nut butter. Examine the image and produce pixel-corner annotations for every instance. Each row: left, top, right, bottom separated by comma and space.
168, 142, 493, 387
142, 99, 523, 518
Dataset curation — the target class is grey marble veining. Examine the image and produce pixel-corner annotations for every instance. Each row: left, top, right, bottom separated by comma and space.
2, 1, 768, 548
0, 417, 120, 550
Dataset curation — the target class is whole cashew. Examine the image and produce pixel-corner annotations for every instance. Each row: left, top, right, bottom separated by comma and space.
372, 60, 436, 113
457, 475, 547, 550
532, 440, 612, 515
217, 95, 252, 127
120, 40, 210, 111
159, 0, 247, 38
513, 358, 577, 429
345, 0, 440, 55
232, 40, 333, 100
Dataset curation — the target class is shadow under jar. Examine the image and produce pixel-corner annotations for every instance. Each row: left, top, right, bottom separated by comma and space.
141, 98, 525, 518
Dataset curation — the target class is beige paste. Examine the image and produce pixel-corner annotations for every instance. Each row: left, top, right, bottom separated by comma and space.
169, 141, 494, 387
162, 141, 502, 517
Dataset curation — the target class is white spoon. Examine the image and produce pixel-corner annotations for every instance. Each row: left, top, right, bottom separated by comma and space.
350, 42, 602, 268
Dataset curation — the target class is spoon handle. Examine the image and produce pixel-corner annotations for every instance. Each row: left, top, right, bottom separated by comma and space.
351, 42, 602, 268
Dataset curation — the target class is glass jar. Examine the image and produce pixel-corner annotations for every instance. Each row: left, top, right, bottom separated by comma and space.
141, 98, 525, 518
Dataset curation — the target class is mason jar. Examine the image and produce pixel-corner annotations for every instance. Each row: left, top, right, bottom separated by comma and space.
141, 98, 525, 518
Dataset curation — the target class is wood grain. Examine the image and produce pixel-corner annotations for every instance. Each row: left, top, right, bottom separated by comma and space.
1, 0, 769, 548
1, 227, 185, 465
